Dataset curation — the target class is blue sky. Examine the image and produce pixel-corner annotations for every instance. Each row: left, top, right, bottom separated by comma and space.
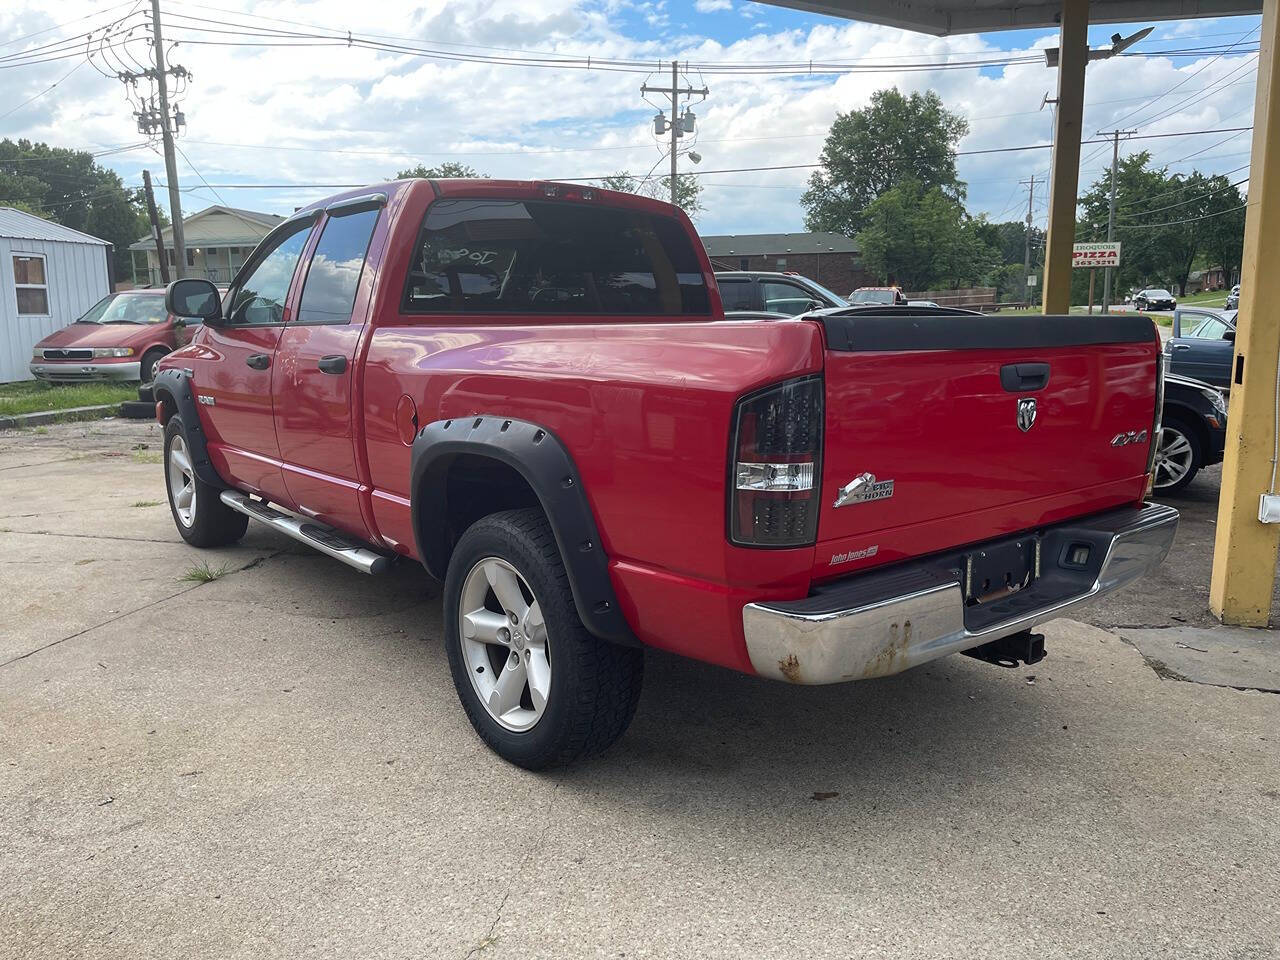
0, 1, 1262, 239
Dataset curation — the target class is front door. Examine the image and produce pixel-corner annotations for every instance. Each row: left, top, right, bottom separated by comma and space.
197, 215, 316, 505
273, 199, 384, 538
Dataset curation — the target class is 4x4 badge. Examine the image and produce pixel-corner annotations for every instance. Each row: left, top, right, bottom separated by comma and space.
1017, 397, 1037, 432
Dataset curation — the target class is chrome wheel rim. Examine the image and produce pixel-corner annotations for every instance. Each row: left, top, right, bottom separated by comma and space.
458, 557, 550, 733
1154, 426, 1194, 488
167, 433, 197, 527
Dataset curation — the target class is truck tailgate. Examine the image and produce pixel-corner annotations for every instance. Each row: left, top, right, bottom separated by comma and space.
814, 312, 1159, 578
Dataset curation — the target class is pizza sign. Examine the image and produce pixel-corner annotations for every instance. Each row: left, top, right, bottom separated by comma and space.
1072, 242, 1121, 268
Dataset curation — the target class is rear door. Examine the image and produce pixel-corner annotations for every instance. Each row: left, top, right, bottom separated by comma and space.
273, 195, 385, 536
813, 312, 1159, 576
1170, 310, 1233, 387
198, 214, 317, 505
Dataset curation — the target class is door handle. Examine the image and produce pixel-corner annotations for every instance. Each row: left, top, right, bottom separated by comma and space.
317, 355, 348, 375
999, 362, 1050, 392
1172, 344, 1192, 351
245, 353, 271, 370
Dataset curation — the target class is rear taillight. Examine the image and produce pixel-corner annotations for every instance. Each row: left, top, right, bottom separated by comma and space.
729, 375, 823, 547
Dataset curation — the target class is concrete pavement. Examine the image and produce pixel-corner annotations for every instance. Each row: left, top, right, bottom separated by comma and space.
2, 420, 1278, 959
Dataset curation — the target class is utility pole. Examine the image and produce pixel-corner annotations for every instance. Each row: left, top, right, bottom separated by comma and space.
1099, 128, 1136, 312
150, 0, 186, 279
142, 170, 170, 287
1021, 174, 1036, 305
641, 63, 708, 206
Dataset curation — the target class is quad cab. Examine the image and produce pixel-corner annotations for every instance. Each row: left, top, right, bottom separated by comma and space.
153, 179, 1177, 768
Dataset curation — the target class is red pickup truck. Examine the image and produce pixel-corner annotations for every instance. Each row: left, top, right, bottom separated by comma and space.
154, 178, 1177, 769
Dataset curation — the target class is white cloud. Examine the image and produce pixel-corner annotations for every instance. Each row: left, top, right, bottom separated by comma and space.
0, 3, 1261, 236
695, 0, 733, 12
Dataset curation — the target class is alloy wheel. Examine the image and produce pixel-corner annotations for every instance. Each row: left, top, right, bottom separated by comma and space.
1154, 426, 1194, 488
168, 433, 197, 527
457, 557, 551, 732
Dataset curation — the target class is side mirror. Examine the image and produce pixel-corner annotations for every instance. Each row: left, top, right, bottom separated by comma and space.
806, 299, 825, 312
1224, 329, 1236, 342
166, 278, 222, 325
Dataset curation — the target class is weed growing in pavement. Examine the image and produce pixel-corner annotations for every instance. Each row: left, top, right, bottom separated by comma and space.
180, 561, 233, 583
131, 449, 163, 464
131, 500, 162, 507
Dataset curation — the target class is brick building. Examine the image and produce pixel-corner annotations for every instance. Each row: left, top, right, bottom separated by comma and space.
699, 231, 872, 294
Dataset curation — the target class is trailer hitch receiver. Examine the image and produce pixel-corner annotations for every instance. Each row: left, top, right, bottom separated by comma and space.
961, 630, 1046, 669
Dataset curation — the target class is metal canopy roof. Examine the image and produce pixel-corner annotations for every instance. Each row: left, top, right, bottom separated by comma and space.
759, 0, 1261, 35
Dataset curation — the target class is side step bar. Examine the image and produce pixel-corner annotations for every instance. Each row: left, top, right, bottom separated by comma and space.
219, 490, 392, 575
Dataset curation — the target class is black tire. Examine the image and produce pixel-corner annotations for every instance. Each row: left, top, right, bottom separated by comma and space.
443, 508, 643, 769
163, 416, 248, 547
140, 348, 168, 384
1153, 415, 1202, 494
119, 399, 155, 419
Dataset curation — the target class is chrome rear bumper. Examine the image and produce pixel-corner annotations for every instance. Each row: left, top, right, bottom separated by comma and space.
742, 502, 1178, 684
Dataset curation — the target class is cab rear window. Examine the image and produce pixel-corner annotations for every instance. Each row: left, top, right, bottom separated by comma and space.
402, 198, 709, 316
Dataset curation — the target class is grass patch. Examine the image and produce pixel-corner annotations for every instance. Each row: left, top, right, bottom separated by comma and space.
1174, 289, 1231, 308
131, 449, 163, 464
180, 561, 232, 584
0, 380, 136, 417
131, 499, 162, 507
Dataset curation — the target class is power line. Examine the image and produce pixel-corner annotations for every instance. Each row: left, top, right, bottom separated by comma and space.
0, 58, 87, 122
1116, 175, 1249, 219
1117, 201, 1248, 230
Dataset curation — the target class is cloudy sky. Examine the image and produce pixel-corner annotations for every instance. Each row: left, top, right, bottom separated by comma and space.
0, 0, 1262, 237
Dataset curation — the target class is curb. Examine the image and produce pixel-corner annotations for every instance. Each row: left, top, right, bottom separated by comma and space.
0, 404, 118, 431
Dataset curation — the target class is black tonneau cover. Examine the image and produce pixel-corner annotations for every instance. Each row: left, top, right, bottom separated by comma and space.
813, 306, 1158, 352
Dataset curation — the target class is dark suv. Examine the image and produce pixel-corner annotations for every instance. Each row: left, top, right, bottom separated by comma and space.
714, 271, 847, 315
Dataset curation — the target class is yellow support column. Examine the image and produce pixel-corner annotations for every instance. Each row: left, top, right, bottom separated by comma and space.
1041, 0, 1089, 315
1210, 0, 1280, 626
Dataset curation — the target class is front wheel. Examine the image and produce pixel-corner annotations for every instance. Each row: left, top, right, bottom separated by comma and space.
163, 416, 248, 547
443, 509, 643, 769
140, 347, 168, 384
1153, 417, 1202, 494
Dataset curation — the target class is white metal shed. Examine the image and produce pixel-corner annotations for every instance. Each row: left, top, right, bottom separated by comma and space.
0, 207, 111, 383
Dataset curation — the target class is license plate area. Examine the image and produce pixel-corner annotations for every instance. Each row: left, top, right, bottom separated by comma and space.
963, 536, 1040, 605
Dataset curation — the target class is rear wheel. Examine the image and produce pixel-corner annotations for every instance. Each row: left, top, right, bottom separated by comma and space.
1153, 417, 1202, 494
443, 508, 642, 769
163, 416, 248, 547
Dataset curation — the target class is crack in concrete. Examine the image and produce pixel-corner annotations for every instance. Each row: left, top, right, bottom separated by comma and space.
0, 457, 83, 473
463, 778, 562, 959
0, 528, 180, 545
0, 551, 282, 670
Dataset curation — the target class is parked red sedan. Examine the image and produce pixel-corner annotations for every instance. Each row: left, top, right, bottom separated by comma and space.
29, 289, 199, 384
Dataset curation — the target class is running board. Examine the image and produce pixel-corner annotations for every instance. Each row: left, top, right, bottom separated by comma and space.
219, 490, 392, 575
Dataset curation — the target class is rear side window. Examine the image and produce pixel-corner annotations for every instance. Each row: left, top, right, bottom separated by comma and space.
402, 198, 709, 316
297, 207, 380, 324
718, 278, 753, 311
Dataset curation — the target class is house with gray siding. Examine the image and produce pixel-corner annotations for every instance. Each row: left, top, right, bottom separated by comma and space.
0, 207, 111, 383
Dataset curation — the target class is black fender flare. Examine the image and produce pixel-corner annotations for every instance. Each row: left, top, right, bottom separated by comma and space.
152, 367, 227, 489
410, 416, 638, 647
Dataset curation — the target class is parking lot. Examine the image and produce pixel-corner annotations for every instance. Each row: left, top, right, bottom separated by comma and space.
2, 419, 1278, 959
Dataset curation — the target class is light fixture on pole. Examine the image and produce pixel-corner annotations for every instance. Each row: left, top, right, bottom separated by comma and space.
1044, 26, 1153, 67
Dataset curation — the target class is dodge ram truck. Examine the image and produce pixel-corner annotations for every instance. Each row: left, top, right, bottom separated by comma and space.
154, 178, 1178, 769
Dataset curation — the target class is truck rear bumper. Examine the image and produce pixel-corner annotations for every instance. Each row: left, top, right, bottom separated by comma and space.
742, 502, 1178, 684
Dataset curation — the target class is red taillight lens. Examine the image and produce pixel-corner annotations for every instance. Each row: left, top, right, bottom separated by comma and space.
729, 375, 823, 547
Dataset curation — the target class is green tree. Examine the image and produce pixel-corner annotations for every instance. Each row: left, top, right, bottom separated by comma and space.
599, 171, 703, 217
1199, 174, 1247, 288
801, 88, 968, 236
0, 139, 151, 278
856, 178, 996, 291
1078, 151, 1171, 296
395, 162, 486, 179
